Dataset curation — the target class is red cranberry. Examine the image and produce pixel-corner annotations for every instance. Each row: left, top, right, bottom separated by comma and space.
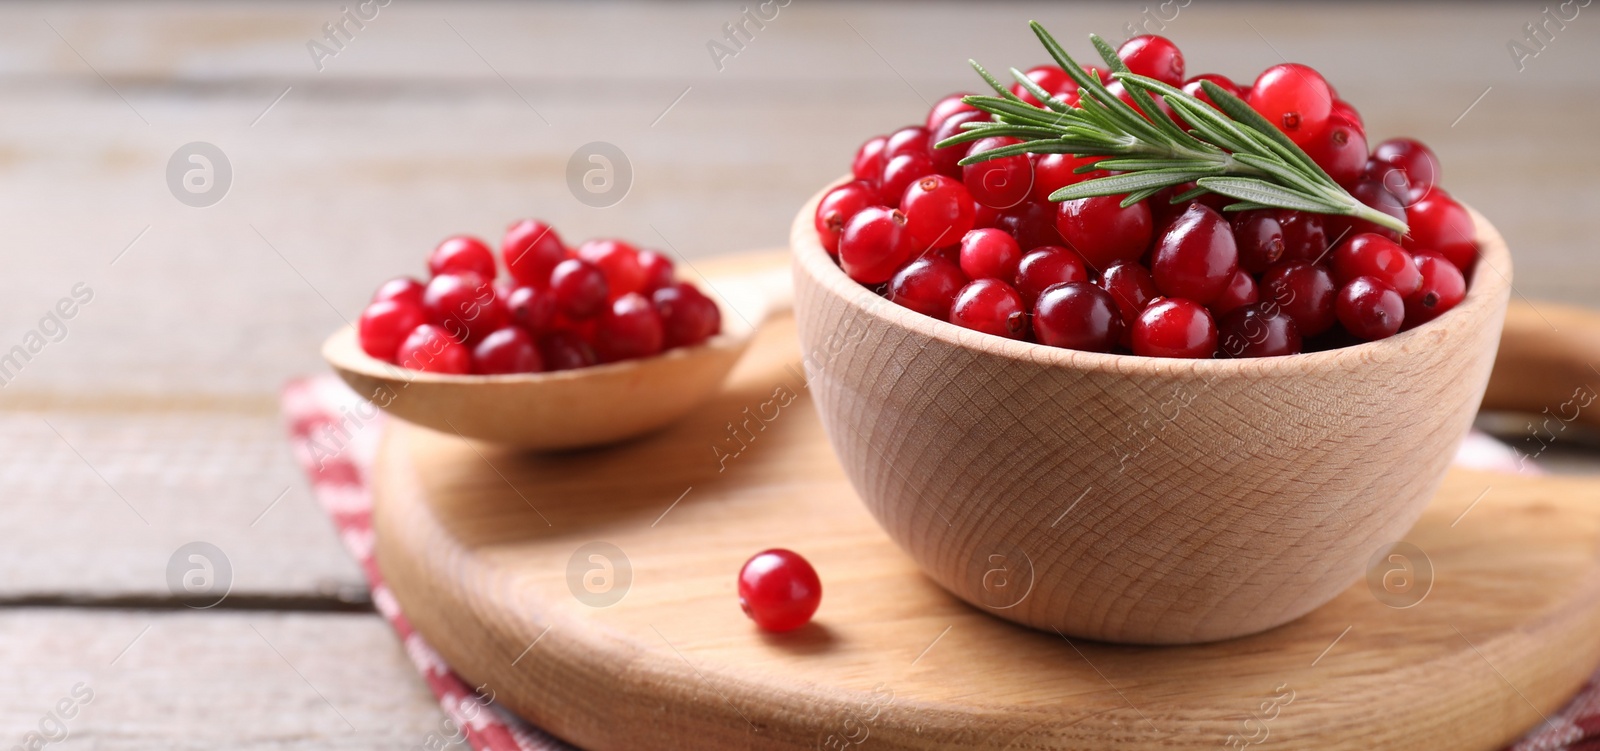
423, 272, 506, 343
838, 206, 913, 284
1275, 209, 1328, 263
537, 330, 597, 371
1405, 252, 1468, 327
1335, 277, 1404, 341
1261, 261, 1337, 337
1181, 73, 1243, 109
548, 258, 610, 320
1055, 195, 1153, 272
372, 276, 425, 307
1033, 282, 1125, 353
1014, 246, 1090, 307
1211, 270, 1258, 316
1301, 113, 1367, 188
879, 152, 937, 206
1336, 179, 1408, 243
1098, 262, 1159, 334
595, 292, 665, 362
1150, 203, 1239, 305
637, 250, 675, 293
1331, 233, 1421, 296
738, 548, 821, 632
358, 299, 428, 362
1404, 192, 1477, 272
884, 126, 931, 161
506, 285, 557, 333
902, 175, 976, 251
996, 201, 1065, 250
397, 324, 470, 374
1331, 100, 1364, 132
1372, 138, 1441, 202
1118, 35, 1185, 87
503, 220, 567, 287
1247, 63, 1333, 146
963, 136, 1034, 210
958, 228, 1023, 281
1132, 298, 1217, 359
1104, 80, 1175, 122
815, 181, 877, 256
852, 135, 888, 186
471, 326, 542, 374
1216, 303, 1303, 358
949, 279, 1026, 339
926, 93, 978, 131
928, 111, 986, 177
577, 239, 647, 298
1232, 210, 1286, 273
1032, 153, 1107, 204
653, 282, 722, 348
1009, 65, 1074, 106
428, 235, 496, 279
889, 255, 967, 319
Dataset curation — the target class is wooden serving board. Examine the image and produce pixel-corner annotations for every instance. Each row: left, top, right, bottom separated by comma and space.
373, 270, 1600, 750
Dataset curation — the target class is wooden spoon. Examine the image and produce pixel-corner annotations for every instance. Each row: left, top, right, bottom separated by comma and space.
322, 257, 792, 450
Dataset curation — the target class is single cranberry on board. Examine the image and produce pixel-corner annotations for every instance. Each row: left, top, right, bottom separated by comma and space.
1132, 298, 1217, 359
358, 299, 428, 362
503, 220, 567, 288
1033, 282, 1126, 353
950, 278, 1027, 340
1055, 195, 1153, 272
428, 235, 496, 279
738, 549, 822, 632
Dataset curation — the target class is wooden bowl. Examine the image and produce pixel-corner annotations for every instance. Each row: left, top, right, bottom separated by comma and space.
790, 184, 1512, 644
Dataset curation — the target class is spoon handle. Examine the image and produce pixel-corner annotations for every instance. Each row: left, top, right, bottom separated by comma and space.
707, 265, 794, 329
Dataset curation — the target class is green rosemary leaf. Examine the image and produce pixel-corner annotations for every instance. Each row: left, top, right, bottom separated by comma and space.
1009, 67, 1074, 113
1093, 157, 1226, 172
1197, 177, 1333, 213
1220, 201, 1276, 212
1122, 185, 1168, 206
1051, 169, 1222, 201
1199, 81, 1328, 178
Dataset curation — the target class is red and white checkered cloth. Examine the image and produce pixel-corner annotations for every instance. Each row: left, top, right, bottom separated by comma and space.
281, 374, 1599, 751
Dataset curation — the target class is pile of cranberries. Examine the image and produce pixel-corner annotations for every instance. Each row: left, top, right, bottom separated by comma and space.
357, 221, 721, 374
816, 35, 1476, 358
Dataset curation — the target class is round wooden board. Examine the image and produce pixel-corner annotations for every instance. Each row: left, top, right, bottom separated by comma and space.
372, 270, 1600, 751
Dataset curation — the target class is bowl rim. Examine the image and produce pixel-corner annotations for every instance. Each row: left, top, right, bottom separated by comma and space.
791, 177, 1512, 376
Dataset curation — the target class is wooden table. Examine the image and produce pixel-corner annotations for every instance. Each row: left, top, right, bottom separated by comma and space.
0, 2, 1594, 747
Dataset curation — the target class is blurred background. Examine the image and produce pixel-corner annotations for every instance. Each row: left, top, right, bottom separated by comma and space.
0, 1, 1595, 747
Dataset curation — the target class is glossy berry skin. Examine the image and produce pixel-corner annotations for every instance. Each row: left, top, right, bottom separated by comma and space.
1211, 270, 1258, 316
839, 206, 913, 285
1275, 209, 1328, 263
926, 92, 978, 131
1033, 282, 1125, 353
1247, 63, 1333, 146
428, 235, 496, 279
1301, 114, 1367, 188
503, 220, 567, 287
1372, 138, 1440, 201
949, 279, 1027, 340
879, 152, 937, 207
1336, 277, 1404, 341
1232, 211, 1286, 273
1261, 261, 1337, 337
1331, 233, 1420, 296
902, 175, 976, 251
373, 276, 425, 307
958, 228, 1023, 281
1181, 73, 1243, 109
471, 326, 542, 374
423, 272, 506, 343
1098, 262, 1159, 335
884, 126, 930, 161
505, 285, 556, 333
637, 250, 675, 294
1338, 179, 1408, 243
1404, 192, 1477, 272
1216, 304, 1303, 358
536, 330, 597, 371
1150, 203, 1239, 305
1118, 35, 1185, 87
595, 292, 665, 362
815, 181, 877, 256
962, 136, 1033, 210
738, 548, 822, 632
889, 255, 967, 319
928, 111, 985, 177
397, 324, 470, 374
653, 282, 721, 348
358, 299, 428, 362
1031, 153, 1106, 204
1014, 246, 1090, 307
1132, 298, 1217, 359
851, 135, 888, 186
548, 258, 610, 320
577, 239, 647, 298
1009, 65, 1074, 106
1055, 195, 1153, 272
1405, 252, 1468, 327
995, 201, 1065, 250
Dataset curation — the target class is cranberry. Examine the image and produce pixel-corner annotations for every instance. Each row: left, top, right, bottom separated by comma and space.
372, 276, 425, 307
1261, 261, 1337, 337
358, 299, 428, 362
397, 324, 470, 374
1232, 210, 1286, 273
503, 220, 567, 287
548, 258, 610, 320
1331, 100, 1364, 133
972, 200, 1002, 230
423, 272, 506, 343
577, 239, 647, 298
815, 181, 877, 256
1336, 179, 1408, 243
928, 111, 986, 177
1211, 270, 1258, 316
1335, 277, 1404, 341
537, 330, 598, 371
1275, 209, 1328, 263
1247, 63, 1333, 146
1033, 282, 1125, 353
1404, 192, 1477, 272
1032, 153, 1106, 204
926, 93, 978, 131
889, 255, 967, 319
1009, 65, 1074, 106
1014, 246, 1090, 307
902, 175, 976, 251
506, 285, 557, 333
1132, 298, 1217, 359
879, 152, 938, 205
1118, 35, 1185, 87
595, 292, 666, 362
1372, 138, 1441, 202
738, 548, 821, 632
962, 136, 1033, 209
1331, 233, 1420, 295
1055, 195, 1153, 272
838, 206, 913, 284
950, 279, 1027, 339
1104, 80, 1174, 122
958, 228, 1023, 281
1216, 304, 1303, 358
1301, 113, 1367, 188
884, 126, 931, 161
1405, 252, 1468, 327
996, 201, 1065, 250
637, 250, 675, 293
653, 282, 722, 348
852, 135, 888, 186
1098, 262, 1159, 333
1181, 73, 1243, 109
1150, 203, 1239, 305
471, 326, 542, 374
428, 235, 496, 279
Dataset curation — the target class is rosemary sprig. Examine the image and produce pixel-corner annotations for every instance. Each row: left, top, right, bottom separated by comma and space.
937, 21, 1408, 235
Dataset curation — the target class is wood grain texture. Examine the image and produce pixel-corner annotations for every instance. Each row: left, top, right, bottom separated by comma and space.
372, 304, 1600, 751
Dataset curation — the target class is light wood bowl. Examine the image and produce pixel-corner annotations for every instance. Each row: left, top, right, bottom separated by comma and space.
790, 183, 1513, 644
